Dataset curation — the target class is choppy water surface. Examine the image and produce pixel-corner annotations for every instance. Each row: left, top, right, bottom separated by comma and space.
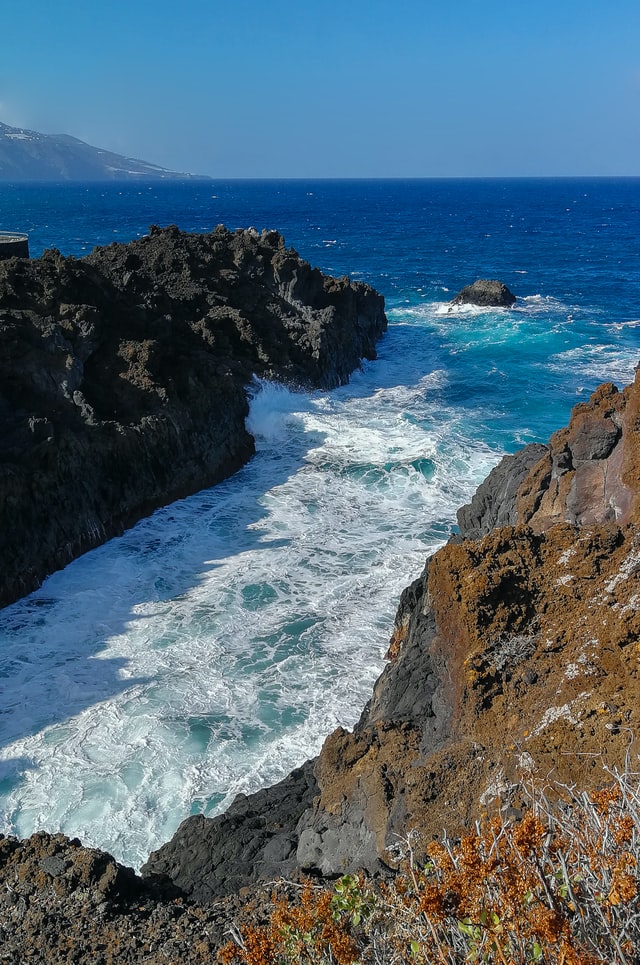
0, 179, 638, 866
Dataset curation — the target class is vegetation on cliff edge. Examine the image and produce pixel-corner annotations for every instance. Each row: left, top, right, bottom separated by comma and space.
219, 766, 640, 965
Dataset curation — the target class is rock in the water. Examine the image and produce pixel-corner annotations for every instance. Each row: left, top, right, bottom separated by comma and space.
0, 225, 387, 606
450, 279, 516, 307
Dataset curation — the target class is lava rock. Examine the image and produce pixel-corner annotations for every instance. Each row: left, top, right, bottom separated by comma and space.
455, 443, 549, 540
0, 225, 387, 606
450, 279, 517, 307
142, 761, 318, 900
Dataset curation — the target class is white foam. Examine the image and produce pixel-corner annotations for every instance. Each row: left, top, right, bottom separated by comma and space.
0, 319, 509, 869
549, 344, 638, 387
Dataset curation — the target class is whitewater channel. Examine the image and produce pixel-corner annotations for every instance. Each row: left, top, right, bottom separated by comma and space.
3, 297, 631, 871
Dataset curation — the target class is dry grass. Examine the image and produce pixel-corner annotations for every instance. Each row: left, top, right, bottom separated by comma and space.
218, 764, 640, 964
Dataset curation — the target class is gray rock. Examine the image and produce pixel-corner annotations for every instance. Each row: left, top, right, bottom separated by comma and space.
456, 443, 549, 540
38, 855, 69, 877
569, 417, 621, 462
141, 761, 318, 900
451, 279, 517, 307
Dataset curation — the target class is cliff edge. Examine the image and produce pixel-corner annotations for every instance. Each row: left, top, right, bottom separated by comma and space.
3, 366, 639, 958
0, 225, 387, 606
144, 366, 640, 897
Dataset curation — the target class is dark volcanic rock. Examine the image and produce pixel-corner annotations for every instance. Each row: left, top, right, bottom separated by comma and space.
142, 761, 318, 900
0, 830, 302, 962
0, 225, 387, 606
455, 443, 549, 540
451, 279, 517, 307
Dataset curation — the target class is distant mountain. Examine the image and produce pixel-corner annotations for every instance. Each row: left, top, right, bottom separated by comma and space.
0, 121, 210, 181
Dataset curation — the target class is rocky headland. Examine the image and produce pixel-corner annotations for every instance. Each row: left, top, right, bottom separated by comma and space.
0, 225, 387, 607
0, 120, 209, 181
1, 242, 639, 958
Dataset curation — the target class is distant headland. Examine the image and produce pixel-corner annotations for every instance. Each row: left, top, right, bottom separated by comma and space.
0, 121, 211, 182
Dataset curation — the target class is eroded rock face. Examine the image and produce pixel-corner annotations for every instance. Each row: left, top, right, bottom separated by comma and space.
451, 279, 517, 307
0, 225, 387, 606
294, 369, 640, 876
141, 762, 318, 901
143, 367, 640, 893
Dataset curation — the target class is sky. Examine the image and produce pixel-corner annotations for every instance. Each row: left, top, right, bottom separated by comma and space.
2, 0, 639, 178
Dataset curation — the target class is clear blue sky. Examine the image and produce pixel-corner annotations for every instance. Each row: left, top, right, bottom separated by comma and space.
2, 0, 639, 178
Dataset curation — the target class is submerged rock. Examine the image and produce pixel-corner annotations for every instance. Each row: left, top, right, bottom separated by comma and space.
0, 225, 387, 606
450, 278, 517, 307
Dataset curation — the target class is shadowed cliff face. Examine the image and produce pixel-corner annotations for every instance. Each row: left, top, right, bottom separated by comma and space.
0, 225, 387, 606
142, 367, 640, 895
293, 370, 640, 876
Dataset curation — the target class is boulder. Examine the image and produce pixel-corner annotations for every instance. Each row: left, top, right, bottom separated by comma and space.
450, 279, 516, 307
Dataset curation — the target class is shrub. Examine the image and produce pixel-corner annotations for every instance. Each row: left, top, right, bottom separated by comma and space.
218, 766, 640, 964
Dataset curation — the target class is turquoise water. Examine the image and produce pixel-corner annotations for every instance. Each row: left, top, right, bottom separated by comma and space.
0, 179, 638, 867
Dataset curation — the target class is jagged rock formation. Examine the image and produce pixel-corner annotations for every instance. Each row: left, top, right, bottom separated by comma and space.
451, 279, 517, 307
142, 762, 318, 901
0, 120, 207, 181
0, 830, 299, 963
144, 367, 640, 892
0, 225, 387, 606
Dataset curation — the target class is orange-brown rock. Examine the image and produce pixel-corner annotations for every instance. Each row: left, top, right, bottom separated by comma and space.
144, 366, 640, 892
295, 367, 640, 875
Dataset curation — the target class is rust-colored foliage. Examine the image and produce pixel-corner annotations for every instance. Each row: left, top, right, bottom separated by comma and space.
219, 774, 640, 965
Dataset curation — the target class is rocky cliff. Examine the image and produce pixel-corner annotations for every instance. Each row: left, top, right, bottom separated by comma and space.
143, 366, 640, 897
3, 366, 639, 958
0, 225, 387, 606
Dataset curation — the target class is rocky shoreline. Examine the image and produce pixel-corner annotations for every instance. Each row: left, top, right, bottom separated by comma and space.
2, 366, 638, 960
1, 239, 639, 960
141, 368, 640, 900
0, 225, 387, 607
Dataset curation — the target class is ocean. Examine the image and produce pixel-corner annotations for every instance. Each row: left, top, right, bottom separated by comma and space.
0, 178, 638, 869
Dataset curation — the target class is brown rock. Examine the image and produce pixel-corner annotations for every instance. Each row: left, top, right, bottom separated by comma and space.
295, 367, 640, 875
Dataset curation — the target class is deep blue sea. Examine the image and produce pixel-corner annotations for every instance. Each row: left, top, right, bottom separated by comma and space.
0, 179, 638, 868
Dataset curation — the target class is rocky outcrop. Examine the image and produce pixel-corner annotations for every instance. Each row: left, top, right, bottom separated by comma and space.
451, 279, 517, 307
291, 370, 640, 876
144, 366, 640, 893
0, 830, 301, 963
454, 443, 549, 540
0, 225, 387, 606
142, 761, 317, 901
